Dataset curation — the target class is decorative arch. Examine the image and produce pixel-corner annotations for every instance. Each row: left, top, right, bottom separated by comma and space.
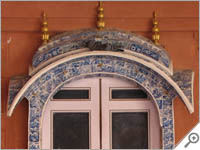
7, 29, 194, 149
9, 53, 176, 149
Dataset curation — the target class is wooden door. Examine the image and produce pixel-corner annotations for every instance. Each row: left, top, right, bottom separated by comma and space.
41, 77, 160, 149
41, 78, 100, 149
101, 77, 161, 149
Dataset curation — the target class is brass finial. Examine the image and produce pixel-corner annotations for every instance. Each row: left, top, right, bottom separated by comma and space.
152, 11, 160, 45
41, 12, 49, 45
97, 1, 105, 30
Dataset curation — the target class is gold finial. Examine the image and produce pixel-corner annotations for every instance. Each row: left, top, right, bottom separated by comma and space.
41, 11, 49, 45
152, 11, 160, 45
97, 1, 105, 30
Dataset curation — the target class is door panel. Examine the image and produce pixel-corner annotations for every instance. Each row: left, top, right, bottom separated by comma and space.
112, 112, 148, 149
42, 77, 160, 149
101, 77, 160, 149
41, 78, 100, 149
53, 112, 90, 149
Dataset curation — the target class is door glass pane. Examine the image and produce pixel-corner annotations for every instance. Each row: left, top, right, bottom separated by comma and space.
111, 89, 147, 99
112, 112, 148, 149
53, 112, 89, 149
53, 89, 89, 99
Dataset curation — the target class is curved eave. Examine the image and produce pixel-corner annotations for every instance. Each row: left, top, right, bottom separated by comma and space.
33, 28, 172, 72
172, 70, 194, 107
29, 48, 90, 76
7, 76, 30, 111
7, 51, 194, 117
30, 48, 173, 76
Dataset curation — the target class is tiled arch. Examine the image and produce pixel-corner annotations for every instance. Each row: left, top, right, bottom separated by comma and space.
7, 29, 194, 150
22, 54, 176, 149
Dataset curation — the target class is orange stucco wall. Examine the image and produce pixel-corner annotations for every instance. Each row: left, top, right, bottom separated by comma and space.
1, 1, 199, 149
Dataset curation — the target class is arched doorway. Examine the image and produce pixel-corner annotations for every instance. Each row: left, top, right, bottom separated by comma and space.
42, 77, 161, 149
7, 29, 194, 149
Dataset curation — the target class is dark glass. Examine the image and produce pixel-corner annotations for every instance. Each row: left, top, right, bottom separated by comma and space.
112, 112, 148, 149
53, 89, 89, 99
53, 112, 89, 149
112, 89, 147, 99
